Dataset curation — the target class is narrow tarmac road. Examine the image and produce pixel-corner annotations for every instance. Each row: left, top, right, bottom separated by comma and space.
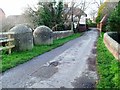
1, 28, 99, 88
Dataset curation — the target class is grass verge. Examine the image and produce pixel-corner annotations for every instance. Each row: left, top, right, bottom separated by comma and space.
96, 33, 120, 88
1, 33, 81, 72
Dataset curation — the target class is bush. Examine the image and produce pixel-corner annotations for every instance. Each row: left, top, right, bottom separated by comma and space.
96, 2, 106, 24
106, 1, 120, 42
106, 1, 120, 32
56, 23, 65, 31
86, 19, 97, 27
88, 23, 97, 27
96, 1, 118, 24
52, 23, 71, 31
96, 15, 102, 24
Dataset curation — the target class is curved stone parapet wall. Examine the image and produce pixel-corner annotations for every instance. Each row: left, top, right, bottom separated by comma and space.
10, 24, 34, 51
5, 24, 74, 53
104, 32, 120, 61
33, 26, 53, 45
53, 30, 73, 40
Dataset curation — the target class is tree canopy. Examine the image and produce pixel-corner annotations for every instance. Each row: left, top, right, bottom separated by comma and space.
106, 1, 120, 33
96, 0, 118, 23
24, 1, 64, 30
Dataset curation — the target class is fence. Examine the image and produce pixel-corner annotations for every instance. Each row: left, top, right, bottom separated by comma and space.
0, 32, 15, 54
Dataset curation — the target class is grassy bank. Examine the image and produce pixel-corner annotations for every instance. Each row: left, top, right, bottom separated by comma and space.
96, 33, 120, 88
1, 33, 81, 72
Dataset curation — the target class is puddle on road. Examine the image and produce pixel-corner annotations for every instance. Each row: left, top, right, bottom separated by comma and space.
92, 48, 97, 54
88, 45, 97, 71
87, 57, 96, 71
94, 41, 97, 47
31, 65, 58, 80
24, 61, 60, 88
72, 72, 96, 88
72, 43, 98, 88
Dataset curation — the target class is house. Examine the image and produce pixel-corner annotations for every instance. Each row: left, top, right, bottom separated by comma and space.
63, 4, 87, 32
2, 15, 33, 32
6, 15, 28, 24
63, 4, 87, 22
0, 8, 5, 21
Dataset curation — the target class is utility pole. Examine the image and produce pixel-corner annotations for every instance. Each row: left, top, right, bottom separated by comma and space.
71, 0, 74, 32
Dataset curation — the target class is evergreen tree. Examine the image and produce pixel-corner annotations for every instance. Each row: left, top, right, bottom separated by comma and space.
107, 1, 120, 32
24, 0, 64, 30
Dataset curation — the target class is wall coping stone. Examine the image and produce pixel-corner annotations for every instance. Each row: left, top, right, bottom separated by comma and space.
104, 32, 120, 61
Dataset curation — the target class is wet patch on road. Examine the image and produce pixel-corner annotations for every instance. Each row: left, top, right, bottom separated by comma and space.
60, 86, 66, 89
72, 41, 98, 88
92, 48, 97, 54
94, 41, 97, 47
88, 44, 97, 71
31, 65, 58, 80
27, 61, 59, 87
87, 56, 96, 71
72, 71, 97, 88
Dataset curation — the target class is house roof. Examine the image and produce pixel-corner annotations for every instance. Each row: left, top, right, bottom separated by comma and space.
0, 8, 5, 15
0, 8, 5, 21
64, 7, 86, 17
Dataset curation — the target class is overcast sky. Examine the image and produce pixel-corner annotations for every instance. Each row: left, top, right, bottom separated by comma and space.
0, 0, 103, 17
0, 0, 38, 16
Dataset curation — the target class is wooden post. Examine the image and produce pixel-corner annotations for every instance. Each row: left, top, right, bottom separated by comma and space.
100, 22, 102, 37
0, 32, 15, 54
8, 34, 11, 54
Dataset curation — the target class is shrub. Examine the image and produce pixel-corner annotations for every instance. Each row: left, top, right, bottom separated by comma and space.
106, 1, 120, 32
86, 19, 97, 27
106, 1, 120, 42
88, 23, 97, 27
96, 1, 118, 24
56, 23, 65, 31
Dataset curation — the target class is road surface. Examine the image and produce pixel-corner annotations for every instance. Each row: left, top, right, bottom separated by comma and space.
1, 28, 99, 88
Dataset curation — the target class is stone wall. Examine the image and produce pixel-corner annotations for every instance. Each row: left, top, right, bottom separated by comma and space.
104, 32, 120, 61
10, 24, 33, 51
53, 30, 73, 40
6, 24, 74, 53
33, 26, 53, 45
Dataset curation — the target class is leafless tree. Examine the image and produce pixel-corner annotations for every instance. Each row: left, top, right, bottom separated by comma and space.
89, 10, 97, 21
91, 0, 103, 8
63, 0, 91, 31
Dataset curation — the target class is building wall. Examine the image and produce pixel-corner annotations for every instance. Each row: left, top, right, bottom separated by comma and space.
0, 8, 5, 21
